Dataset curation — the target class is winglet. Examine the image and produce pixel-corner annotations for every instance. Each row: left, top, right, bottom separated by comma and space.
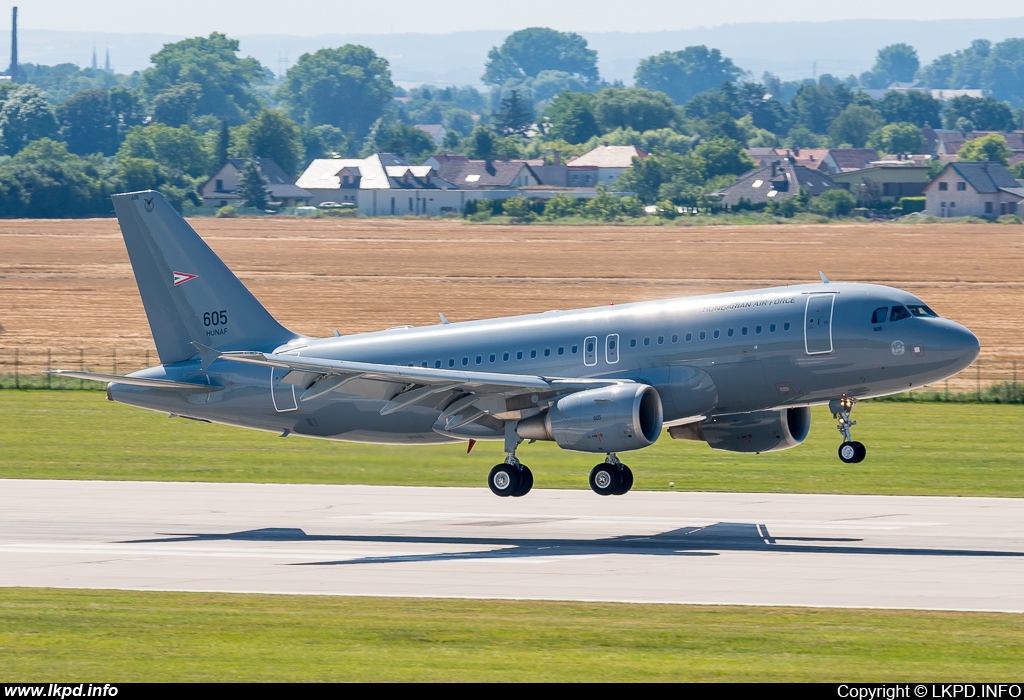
191, 342, 222, 371
819, 271, 830, 284
438, 313, 450, 325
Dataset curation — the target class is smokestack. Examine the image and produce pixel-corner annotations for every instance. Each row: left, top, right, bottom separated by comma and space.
9, 7, 18, 83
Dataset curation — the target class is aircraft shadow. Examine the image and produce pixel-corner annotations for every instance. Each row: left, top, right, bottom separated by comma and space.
125, 522, 1024, 567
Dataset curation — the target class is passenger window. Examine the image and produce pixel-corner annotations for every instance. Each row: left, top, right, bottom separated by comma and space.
713, 329, 720, 339
530, 350, 537, 359
671, 334, 678, 343
449, 358, 455, 367
435, 360, 441, 368
784, 322, 791, 331
643, 337, 651, 346
872, 307, 888, 324
699, 331, 706, 340
557, 347, 564, 355
770, 324, 776, 332
544, 348, 550, 357
685, 332, 692, 342
728, 328, 734, 337
572, 345, 578, 354
476, 355, 482, 364
630, 338, 637, 348
756, 325, 762, 334
890, 306, 911, 322
584, 337, 597, 366
657, 335, 664, 345
503, 352, 510, 362
489, 354, 496, 363
516, 351, 523, 360
741, 327, 748, 335
462, 357, 469, 366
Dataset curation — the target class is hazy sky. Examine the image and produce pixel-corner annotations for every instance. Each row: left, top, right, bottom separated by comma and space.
11, 0, 1024, 35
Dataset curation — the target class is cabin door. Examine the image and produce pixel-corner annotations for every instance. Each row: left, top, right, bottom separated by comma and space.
804, 294, 835, 355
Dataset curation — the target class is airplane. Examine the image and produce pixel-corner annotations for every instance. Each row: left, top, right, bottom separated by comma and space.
54, 191, 980, 498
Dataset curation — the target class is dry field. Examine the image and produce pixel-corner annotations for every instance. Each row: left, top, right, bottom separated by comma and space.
1, 217, 1022, 387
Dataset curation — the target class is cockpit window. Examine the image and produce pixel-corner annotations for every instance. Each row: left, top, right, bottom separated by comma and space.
889, 305, 912, 322
871, 307, 888, 324
907, 304, 939, 318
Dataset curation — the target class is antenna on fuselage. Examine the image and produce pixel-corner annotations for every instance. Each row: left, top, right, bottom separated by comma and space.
819, 271, 830, 284
438, 313, 450, 325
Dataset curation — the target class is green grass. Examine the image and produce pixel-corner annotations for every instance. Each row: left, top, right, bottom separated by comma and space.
1, 392, 1021, 496
1, 588, 1020, 681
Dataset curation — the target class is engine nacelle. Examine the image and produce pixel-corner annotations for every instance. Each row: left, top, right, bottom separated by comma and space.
668, 406, 811, 454
517, 384, 663, 453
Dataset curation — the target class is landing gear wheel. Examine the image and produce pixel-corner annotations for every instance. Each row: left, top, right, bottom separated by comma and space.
838, 441, 866, 464
488, 464, 521, 497
589, 463, 622, 496
612, 465, 634, 495
511, 465, 533, 497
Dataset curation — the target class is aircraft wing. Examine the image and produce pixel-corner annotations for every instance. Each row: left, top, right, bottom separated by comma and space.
219, 350, 629, 393
48, 370, 223, 393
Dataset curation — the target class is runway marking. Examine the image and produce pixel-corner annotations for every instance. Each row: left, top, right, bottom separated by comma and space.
331, 512, 943, 531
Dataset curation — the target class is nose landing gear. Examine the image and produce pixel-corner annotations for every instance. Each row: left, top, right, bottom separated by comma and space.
830, 395, 866, 464
589, 454, 634, 496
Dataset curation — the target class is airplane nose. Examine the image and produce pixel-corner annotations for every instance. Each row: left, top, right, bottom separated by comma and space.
942, 323, 980, 366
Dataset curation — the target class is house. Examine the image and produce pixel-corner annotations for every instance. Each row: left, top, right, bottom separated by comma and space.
415, 124, 447, 146
830, 164, 931, 203
436, 159, 540, 190
923, 161, 1024, 218
199, 159, 312, 208
423, 153, 468, 170
710, 160, 840, 207
566, 145, 647, 188
818, 149, 880, 175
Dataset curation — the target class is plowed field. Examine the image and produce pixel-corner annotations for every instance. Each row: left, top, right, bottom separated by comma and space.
2, 217, 1022, 385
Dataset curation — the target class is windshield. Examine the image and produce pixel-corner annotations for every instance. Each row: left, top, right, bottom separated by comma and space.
907, 304, 939, 318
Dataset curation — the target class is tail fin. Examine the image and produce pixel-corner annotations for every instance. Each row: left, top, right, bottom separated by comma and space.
112, 191, 298, 365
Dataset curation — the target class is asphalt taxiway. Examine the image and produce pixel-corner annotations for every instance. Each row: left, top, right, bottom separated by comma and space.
1, 480, 1022, 611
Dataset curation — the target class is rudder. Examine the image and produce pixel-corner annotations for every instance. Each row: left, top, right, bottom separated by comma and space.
112, 191, 298, 364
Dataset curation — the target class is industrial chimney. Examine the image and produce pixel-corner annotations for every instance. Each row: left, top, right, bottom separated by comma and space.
8, 6, 18, 83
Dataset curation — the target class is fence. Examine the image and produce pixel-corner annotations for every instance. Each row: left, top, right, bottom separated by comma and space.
1, 346, 1021, 402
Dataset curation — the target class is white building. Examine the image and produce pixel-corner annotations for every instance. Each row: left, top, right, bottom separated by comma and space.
566, 145, 647, 188
923, 162, 1024, 219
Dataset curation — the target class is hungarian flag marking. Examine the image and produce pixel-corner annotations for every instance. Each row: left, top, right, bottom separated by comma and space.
173, 271, 198, 286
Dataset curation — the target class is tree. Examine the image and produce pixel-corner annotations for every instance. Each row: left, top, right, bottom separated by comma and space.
592, 87, 676, 133
0, 138, 117, 217
301, 123, 348, 162
634, 46, 742, 105
57, 89, 118, 155
921, 38, 1024, 104
237, 159, 270, 209
617, 152, 708, 205
543, 92, 598, 144
278, 45, 394, 138
861, 44, 920, 88
0, 85, 58, 154
443, 109, 475, 137
876, 90, 942, 128
791, 82, 854, 135
867, 122, 925, 155
463, 125, 497, 159
141, 33, 267, 124
234, 109, 303, 178
117, 124, 212, 178
215, 120, 230, 167
365, 119, 435, 161
693, 113, 745, 143
495, 90, 534, 136
482, 28, 598, 86
957, 133, 1012, 165
810, 189, 857, 218
694, 138, 754, 178
942, 96, 1015, 132
828, 105, 885, 148
108, 86, 144, 133
151, 82, 202, 127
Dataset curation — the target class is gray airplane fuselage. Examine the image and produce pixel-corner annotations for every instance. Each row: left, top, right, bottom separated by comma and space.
113, 281, 980, 445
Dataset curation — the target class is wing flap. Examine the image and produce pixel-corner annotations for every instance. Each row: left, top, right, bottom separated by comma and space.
48, 370, 223, 393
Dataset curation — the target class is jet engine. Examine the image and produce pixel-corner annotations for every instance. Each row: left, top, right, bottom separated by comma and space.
668, 407, 811, 454
516, 384, 663, 453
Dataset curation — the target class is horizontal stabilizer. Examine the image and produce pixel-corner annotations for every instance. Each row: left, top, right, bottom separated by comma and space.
48, 370, 223, 393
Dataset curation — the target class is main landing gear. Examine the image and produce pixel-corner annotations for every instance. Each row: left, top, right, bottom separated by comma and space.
589, 454, 634, 496
488, 458, 533, 498
830, 394, 866, 464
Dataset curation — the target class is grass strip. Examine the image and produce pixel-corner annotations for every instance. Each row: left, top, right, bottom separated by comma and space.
1, 392, 1022, 497
1, 588, 1021, 682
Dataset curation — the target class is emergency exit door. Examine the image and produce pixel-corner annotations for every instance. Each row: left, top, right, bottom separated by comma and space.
804, 294, 835, 355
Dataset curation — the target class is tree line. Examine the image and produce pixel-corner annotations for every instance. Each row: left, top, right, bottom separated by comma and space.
0, 28, 1022, 217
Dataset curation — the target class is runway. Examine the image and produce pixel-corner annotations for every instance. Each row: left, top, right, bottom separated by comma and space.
1, 480, 1022, 612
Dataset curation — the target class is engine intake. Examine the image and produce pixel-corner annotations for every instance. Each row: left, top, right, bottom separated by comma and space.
517, 384, 663, 453
668, 406, 811, 454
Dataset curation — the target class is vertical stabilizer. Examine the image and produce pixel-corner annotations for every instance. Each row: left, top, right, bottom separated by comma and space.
112, 191, 298, 364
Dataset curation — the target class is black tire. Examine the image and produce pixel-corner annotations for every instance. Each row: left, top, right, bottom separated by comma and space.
511, 465, 533, 497
613, 465, 634, 495
488, 464, 520, 497
838, 441, 866, 464
589, 463, 621, 496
